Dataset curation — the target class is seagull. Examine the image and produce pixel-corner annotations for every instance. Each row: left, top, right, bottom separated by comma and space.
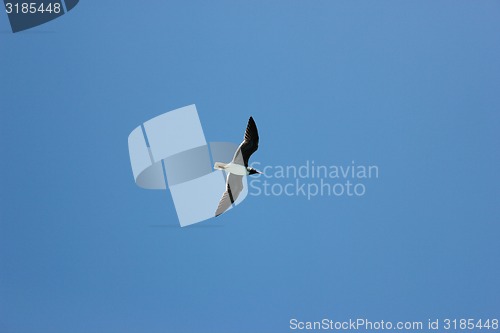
214, 116, 261, 217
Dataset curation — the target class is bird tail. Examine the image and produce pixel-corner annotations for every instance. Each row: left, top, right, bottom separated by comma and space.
214, 162, 227, 170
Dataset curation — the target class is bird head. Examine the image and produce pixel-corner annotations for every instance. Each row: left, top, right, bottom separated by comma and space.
247, 167, 262, 175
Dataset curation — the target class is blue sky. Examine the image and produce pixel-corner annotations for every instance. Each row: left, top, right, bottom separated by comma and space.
1, 1, 499, 332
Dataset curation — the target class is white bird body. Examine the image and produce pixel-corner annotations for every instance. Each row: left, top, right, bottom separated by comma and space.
214, 162, 248, 176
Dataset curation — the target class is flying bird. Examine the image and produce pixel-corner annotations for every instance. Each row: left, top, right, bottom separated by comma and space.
214, 116, 261, 217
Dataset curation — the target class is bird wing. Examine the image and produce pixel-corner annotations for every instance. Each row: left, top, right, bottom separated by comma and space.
215, 173, 244, 217
231, 116, 259, 167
